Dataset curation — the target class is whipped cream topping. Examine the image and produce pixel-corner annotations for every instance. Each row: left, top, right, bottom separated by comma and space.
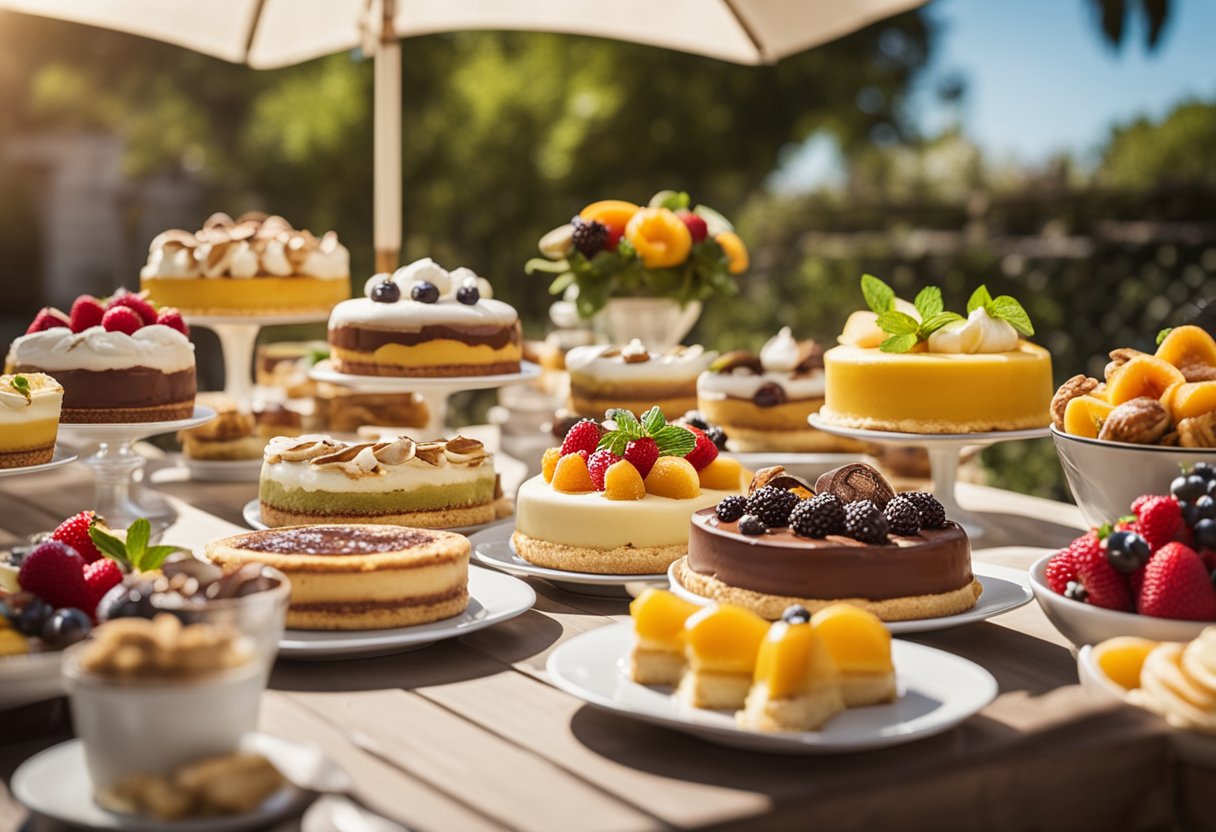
0, 373, 62, 425
335, 259, 517, 330
7, 325, 195, 373
141, 212, 349, 280
698, 328, 825, 402
565, 342, 717, 382
927, 306, 1019, 354
1132, 630, 1216, 733
759, 327, 800, 373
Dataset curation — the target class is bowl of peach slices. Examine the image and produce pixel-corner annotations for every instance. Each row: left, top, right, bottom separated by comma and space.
1051, 325, 1216, 527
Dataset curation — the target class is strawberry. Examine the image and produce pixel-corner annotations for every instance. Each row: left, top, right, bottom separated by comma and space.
155, 307, 189, 336
51, 511, 103, 563
1133, 495, 1183, 552
682, 425, 718, 471
603, 225, 623, 251
587, 449, 622, 491
1070, 531, 1133, 611
624, 437, 659, 479
106, 290, 158, 325
101, 306, 142, 336
559, 419, 602, 457
677, 210, 709, 243
17, 540, 90, 611
1131, 494, 1154, 516
67, 295, 106, 333
26, 307, 70, 334
1044, 546, 1078, 595
83, 559, 123, 613
1137, 542, 1216, 620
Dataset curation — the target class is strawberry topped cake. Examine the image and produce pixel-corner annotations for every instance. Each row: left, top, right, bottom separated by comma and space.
6, 291, 196, 423
512, 408, 747, 574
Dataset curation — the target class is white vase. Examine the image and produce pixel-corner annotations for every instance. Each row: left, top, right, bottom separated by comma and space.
595, 298, 702, 352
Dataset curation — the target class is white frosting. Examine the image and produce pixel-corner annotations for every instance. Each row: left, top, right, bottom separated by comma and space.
141, 217, 349, 280
229, 242, 259, 278
697, 328, 825, 401
565, 342, 717, 382
331, 259, 518, 330
141, 245, 197, 279
299, 232, 350, 280
0, 375, 62, 425
7, 325, 195, 373
927, 307, 1019, 354
261, 239, 293, 276
392, 258, 452, 298
758, 327, 799, 373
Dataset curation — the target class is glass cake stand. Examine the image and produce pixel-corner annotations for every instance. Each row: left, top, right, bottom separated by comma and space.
59, 406, 215, 533
188, 313, 330, 406
309, 361, 542, 436
807, 415, 1049, 539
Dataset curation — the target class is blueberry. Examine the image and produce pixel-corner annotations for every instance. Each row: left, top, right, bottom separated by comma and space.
1183, 501, 1202, 529
1172, 474, 1208, 502
781, 604, 811, 625
706, 426, 728, 451
682, 411, 710, 431
1192, 462, 1216, 482
455, 285, 480, 305
1194, 519, 1216, 552
752, 383, 787, 409
41, 608, 91, 649
13, 597, 53, 636
1195, 495, 1216, 521
1106, 530, 1151, 573
738, 514, 768, 536
410, 281, 440, 304
1208, 478, 1216, 498
370, 280, 400, 304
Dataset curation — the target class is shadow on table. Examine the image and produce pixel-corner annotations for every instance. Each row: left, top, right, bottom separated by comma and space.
907, 621, 1076, 697
968, 509, 1082, 550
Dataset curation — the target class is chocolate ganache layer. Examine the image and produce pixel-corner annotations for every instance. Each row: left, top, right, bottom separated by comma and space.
330, 323, 521, 352
12, 366, 195, 410
686, 508, 972, 601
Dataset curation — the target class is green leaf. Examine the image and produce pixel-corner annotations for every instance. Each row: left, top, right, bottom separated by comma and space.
140, 545, 182, 572
987, 296, 1035, 336
608, 409, 639, 432
1157, 327, 1173, 346
547, 272, 576, 295
525, 257, 569, 275
655, 191, 690, 211
652, 425, 696, 457
860, 274, 895, 314
875, 310, 919, 336
87, 525, 130, 568
125, 518, 150, 565
616, 238, 637, 259
8, 375, 30, 402
641, 406, 666, 435
913, 286, 943, 320
919, 311, 964, 337
879, 333, 919, 354
966, 285, 993, 314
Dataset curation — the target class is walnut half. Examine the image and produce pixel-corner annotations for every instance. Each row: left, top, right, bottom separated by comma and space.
1098, 397, 1170, 444
1050, 375, 1099, 430
1179, 412, 1216, 447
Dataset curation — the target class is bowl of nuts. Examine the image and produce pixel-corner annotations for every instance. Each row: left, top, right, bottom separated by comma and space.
1050, 326, 1216, 527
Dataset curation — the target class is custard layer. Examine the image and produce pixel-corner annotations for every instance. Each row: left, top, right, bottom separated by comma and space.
141, 276, 349, 314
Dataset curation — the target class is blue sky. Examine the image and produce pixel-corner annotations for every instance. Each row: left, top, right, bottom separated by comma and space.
776, 0, 1216, 190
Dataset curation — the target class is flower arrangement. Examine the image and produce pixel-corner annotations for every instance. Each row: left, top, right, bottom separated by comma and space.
526, 191, 748, 319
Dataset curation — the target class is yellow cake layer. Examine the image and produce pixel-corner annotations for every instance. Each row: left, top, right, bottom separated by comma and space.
332, 340, 522, 370
0, 419, 59, 452
285, 559, 467, 607
820, 342, 1053, 433
141, 276, 350, 314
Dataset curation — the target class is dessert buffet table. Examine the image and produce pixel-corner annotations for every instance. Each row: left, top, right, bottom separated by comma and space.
0, 470, 1213, 832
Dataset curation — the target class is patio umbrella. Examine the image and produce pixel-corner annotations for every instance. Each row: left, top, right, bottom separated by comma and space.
0, 0, 926, 271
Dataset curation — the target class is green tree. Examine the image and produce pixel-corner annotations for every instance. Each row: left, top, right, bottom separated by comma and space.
1099, 100, 1216, 188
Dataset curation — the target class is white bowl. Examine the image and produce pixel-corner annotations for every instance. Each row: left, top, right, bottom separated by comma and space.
1076, 644, 1132, 704
1029, 552, 1213, 647
1051, 426, 1214, 527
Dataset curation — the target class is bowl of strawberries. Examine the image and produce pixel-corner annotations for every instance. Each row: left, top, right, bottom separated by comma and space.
1031, 465, 1216, 647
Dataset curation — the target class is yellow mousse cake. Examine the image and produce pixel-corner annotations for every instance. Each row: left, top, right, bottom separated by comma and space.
819, 278, 1053, 434
140, 212, 351, 316
0, 373, 63, 468
329, 258, 520, 377
206, 524, 469, 630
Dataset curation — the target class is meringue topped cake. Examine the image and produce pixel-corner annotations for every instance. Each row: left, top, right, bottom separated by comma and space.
0, 373, 63, 467
206, 524, 469, 630
565, 341, 716, 420
328, 258, 521, 377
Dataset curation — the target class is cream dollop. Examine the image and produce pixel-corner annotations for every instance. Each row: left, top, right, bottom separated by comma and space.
837, 298, 920, 348
391, 258, 452, 298
927, 306, 1018, 354
759, 327, 799, 372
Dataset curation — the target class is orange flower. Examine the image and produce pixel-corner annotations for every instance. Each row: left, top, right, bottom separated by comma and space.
624, 208, 693, 269
715, 231, 748, 275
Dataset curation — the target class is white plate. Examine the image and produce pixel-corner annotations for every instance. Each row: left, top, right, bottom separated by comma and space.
667, 560, 1032, 634
547, 622, 998, 754
0, 650, 65, 710
309, 361, 541, 393
278, 566, 535, 659
0, 444, 77, 478
806, 415, 1050, 448
184, 457, 263, 483
11, 733, 313, 831
241, 498, 512, 538
469, 523, 667, 595
723, 452, 868, 482
59, 406, 217, 444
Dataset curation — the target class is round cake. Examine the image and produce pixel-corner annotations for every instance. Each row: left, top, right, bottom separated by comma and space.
206, 524, 469, 631
329, 259, 521, 377
565, 341, 716, 420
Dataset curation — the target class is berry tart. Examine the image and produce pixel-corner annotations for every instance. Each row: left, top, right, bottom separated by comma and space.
565, 341, 716, 420
819, 277, 1053, 433
6, 291, 196, 423
0, 373, 63, 468
139, 212, 351, 316
328, 258, 521, 377
673, 462, 981, 621
512, 407, 747, 574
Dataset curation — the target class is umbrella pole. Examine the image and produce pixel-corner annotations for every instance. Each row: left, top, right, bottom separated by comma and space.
373, 0, 401, 274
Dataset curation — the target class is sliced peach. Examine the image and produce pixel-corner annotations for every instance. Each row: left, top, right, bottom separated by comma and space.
1155, 325, 1216, 370
604, 460, 645, 501
1093, 636, 1157, 690
541, 447, 561, 483
643, 456, 701, 499
1063, 395, 1115, 438
697, 457, 745, 491
551, 453, 595, 493
1104, 355, 1186, 405
579, 200, 640, 239
1166, 381, 1216, 421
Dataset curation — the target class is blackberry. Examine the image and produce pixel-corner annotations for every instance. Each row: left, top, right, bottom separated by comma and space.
746, 485, 799, 528
1193, 462, 1216, 482
706, 426, 728, 450
571, 216, 609, 258
905, 491, 947, 529
738, 514, 768, 536
789, 494, 845, 538
682, 410, 710, 431
884, 495, 922, 536
715, 496, 747, 523
844, 499, 890, 544
782, 604, 811, 624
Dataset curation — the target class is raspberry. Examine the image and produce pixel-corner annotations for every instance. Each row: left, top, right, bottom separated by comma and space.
559, 419, 602, 457
26, 307, 70, 334
50, 511, 103, 563
682, 426, 718, 471
715, 495, 747, 523
17, 541, 90, 612
844, 499, 889, 544
1137, 542, 1216, 620
101, 306, 143, 336
904, 492, 946, 528
1134, 495, 1183, 552
155, 307, 189, 336
84, 559, 123, 614
1044, 547, 1078, 595
745, 485, 799, 528
68, 296, 105, 333
571, 216, 609, 258
1070, 532, 1133, 611
623, 438, 660, 479
789, 493, 845, 538
883, 495, 922, 536
677, 210, 709, 243
106, 290, 158, 325
587, 449, 621, 491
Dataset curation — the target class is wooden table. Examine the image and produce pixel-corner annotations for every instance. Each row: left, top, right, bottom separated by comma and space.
1, 466, 1212, 832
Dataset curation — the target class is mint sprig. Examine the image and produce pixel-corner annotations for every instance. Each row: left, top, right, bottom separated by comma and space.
89, 518, 184, 573
861, 274, 895, 314
8, 375, 31, 403
597, 406, 696, 458
968, 284, 1034, 336
873, 282, 963, 353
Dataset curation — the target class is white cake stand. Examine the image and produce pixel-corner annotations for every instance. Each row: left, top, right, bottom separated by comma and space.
309, 361, 541, 436
188, 312, 330, 406
807, 415, 1049, 540
0, 445, 77, 478
59, 406, 215, 533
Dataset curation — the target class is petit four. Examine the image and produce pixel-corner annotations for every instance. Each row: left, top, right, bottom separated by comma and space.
179, 394, 262, 461
810, 604, 897, 706
565, 341, 716, 420
314, 383, 429, 432
0, 373, 62, 468
677, 603, 770, 709
739, 607, 844, 731
628, 588, 701, 686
